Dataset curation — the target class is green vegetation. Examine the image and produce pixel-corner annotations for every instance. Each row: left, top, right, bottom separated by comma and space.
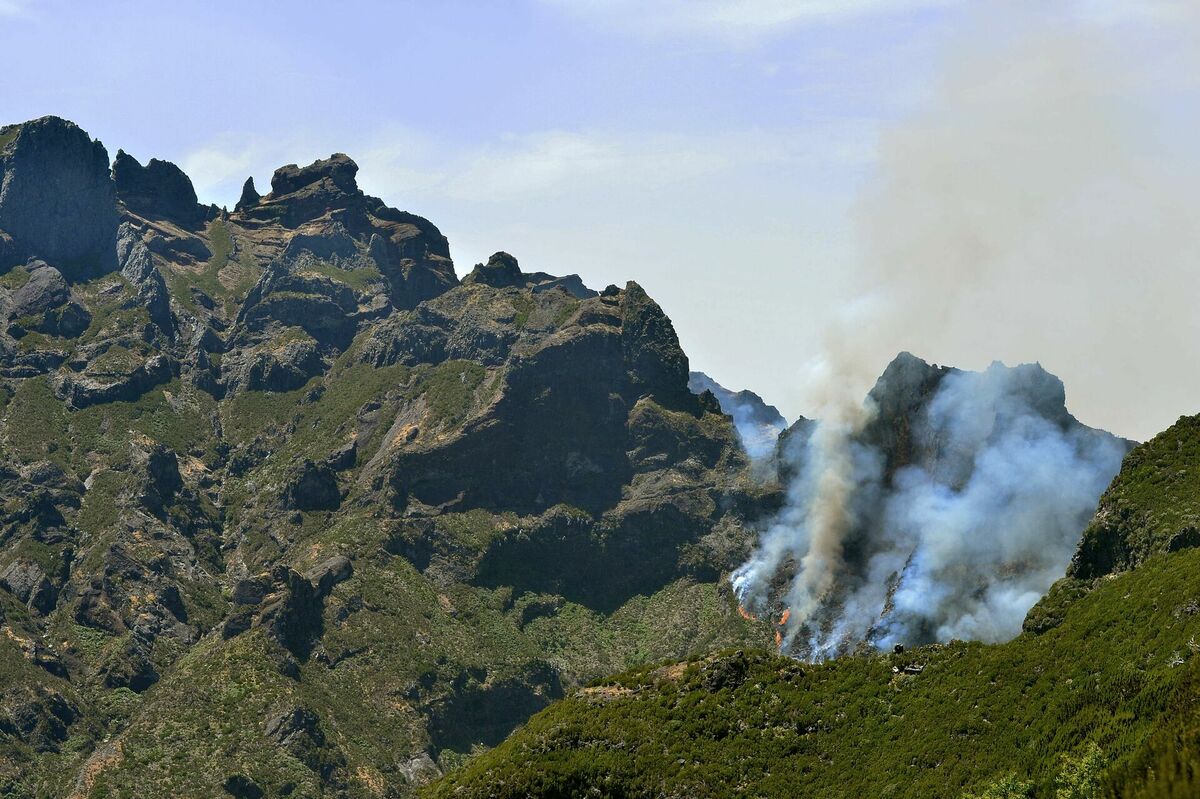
166, 218, 262, 314
428, 547, 1200, 799
0, 266, 30, 289
297, 259, 383, 292
413, 360, 488, 427
1072, 414, 1200, 578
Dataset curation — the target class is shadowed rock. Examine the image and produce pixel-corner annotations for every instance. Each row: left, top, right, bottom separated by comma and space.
0, 116, 117, 276
284, 460, 341, 512
235, 177, 260, 212
113, 149, 207, 228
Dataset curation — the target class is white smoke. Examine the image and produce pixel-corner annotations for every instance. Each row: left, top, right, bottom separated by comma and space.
734, 361, 1126, 660
725, 399, 787, 461
875, 366, 1126, 646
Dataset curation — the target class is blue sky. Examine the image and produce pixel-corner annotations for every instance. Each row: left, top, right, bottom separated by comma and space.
2, 1, 1197, 439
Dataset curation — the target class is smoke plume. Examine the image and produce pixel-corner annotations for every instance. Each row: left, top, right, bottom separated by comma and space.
733, 4, 1192, 659
733, 359, 1127, 660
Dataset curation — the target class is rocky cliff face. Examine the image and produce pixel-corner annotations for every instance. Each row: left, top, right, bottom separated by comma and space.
0, 117, 118, 278
0, 117, 770, 798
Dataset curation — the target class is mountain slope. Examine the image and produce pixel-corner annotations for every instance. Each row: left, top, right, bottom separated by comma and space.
0, 117, 775, 798
427, 414, 1200, 798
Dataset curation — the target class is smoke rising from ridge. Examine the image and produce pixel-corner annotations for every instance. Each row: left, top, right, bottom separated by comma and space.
734, 5, 1180, 657
733, 359, 1127, 660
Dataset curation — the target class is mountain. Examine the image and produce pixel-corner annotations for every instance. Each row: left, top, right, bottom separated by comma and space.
426, 412, 1200, 798
687, 371, 788, 460
0, 117, 776, 798
0, 115, 1178, 799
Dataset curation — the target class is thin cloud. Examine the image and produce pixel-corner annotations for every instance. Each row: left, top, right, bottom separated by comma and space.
541, 0, 961, 41
185, 125, 874, 209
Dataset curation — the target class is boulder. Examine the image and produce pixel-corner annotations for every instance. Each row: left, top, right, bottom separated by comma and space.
325, 440, 357, 471
10, 263, 68, 316
231, 574, 272, 606
303, 555, 352, 597
6, 262, 92, 337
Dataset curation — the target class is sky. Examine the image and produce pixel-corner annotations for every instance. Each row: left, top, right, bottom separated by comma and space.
1, 0, 1198, 441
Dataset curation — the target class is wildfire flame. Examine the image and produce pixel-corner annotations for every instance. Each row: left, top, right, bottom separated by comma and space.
737, 605, 757, 622
775, 629, 783, 648
779, 608, 791, 626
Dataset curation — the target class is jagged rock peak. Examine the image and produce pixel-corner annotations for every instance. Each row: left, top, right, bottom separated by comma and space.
462, 251, 599, 298
112, 149, 206, 227
235, 176, 260, 211
464, 251, 523, 288
269, 153, 358, 197
0, 116, 117, 276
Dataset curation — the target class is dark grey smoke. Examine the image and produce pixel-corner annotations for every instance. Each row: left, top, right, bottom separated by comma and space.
733, 354, 1129, 660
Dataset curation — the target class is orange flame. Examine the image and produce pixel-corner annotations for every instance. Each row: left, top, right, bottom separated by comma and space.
737, 604, 757, 622
775, 629, 783, 648
779, 609, 791, 626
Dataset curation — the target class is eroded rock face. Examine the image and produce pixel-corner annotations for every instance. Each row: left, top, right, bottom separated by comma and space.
116, 223, 174, 335
234, 152, 458, 309
284, 460, 341, 512
0, 117, 117, 276
0, 559, 56, 615
112, 150, 208, 228
0, 687, 78, 753
53, 353, 175, 408
463, 251, 597, 298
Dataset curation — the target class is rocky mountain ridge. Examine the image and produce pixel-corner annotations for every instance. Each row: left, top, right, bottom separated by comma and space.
0, 116, 773, 798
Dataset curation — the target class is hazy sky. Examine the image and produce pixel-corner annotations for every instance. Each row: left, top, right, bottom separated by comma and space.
2, 0, 1197, 440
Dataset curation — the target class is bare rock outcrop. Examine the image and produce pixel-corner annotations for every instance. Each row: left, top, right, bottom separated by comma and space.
0, 117, 117, 277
